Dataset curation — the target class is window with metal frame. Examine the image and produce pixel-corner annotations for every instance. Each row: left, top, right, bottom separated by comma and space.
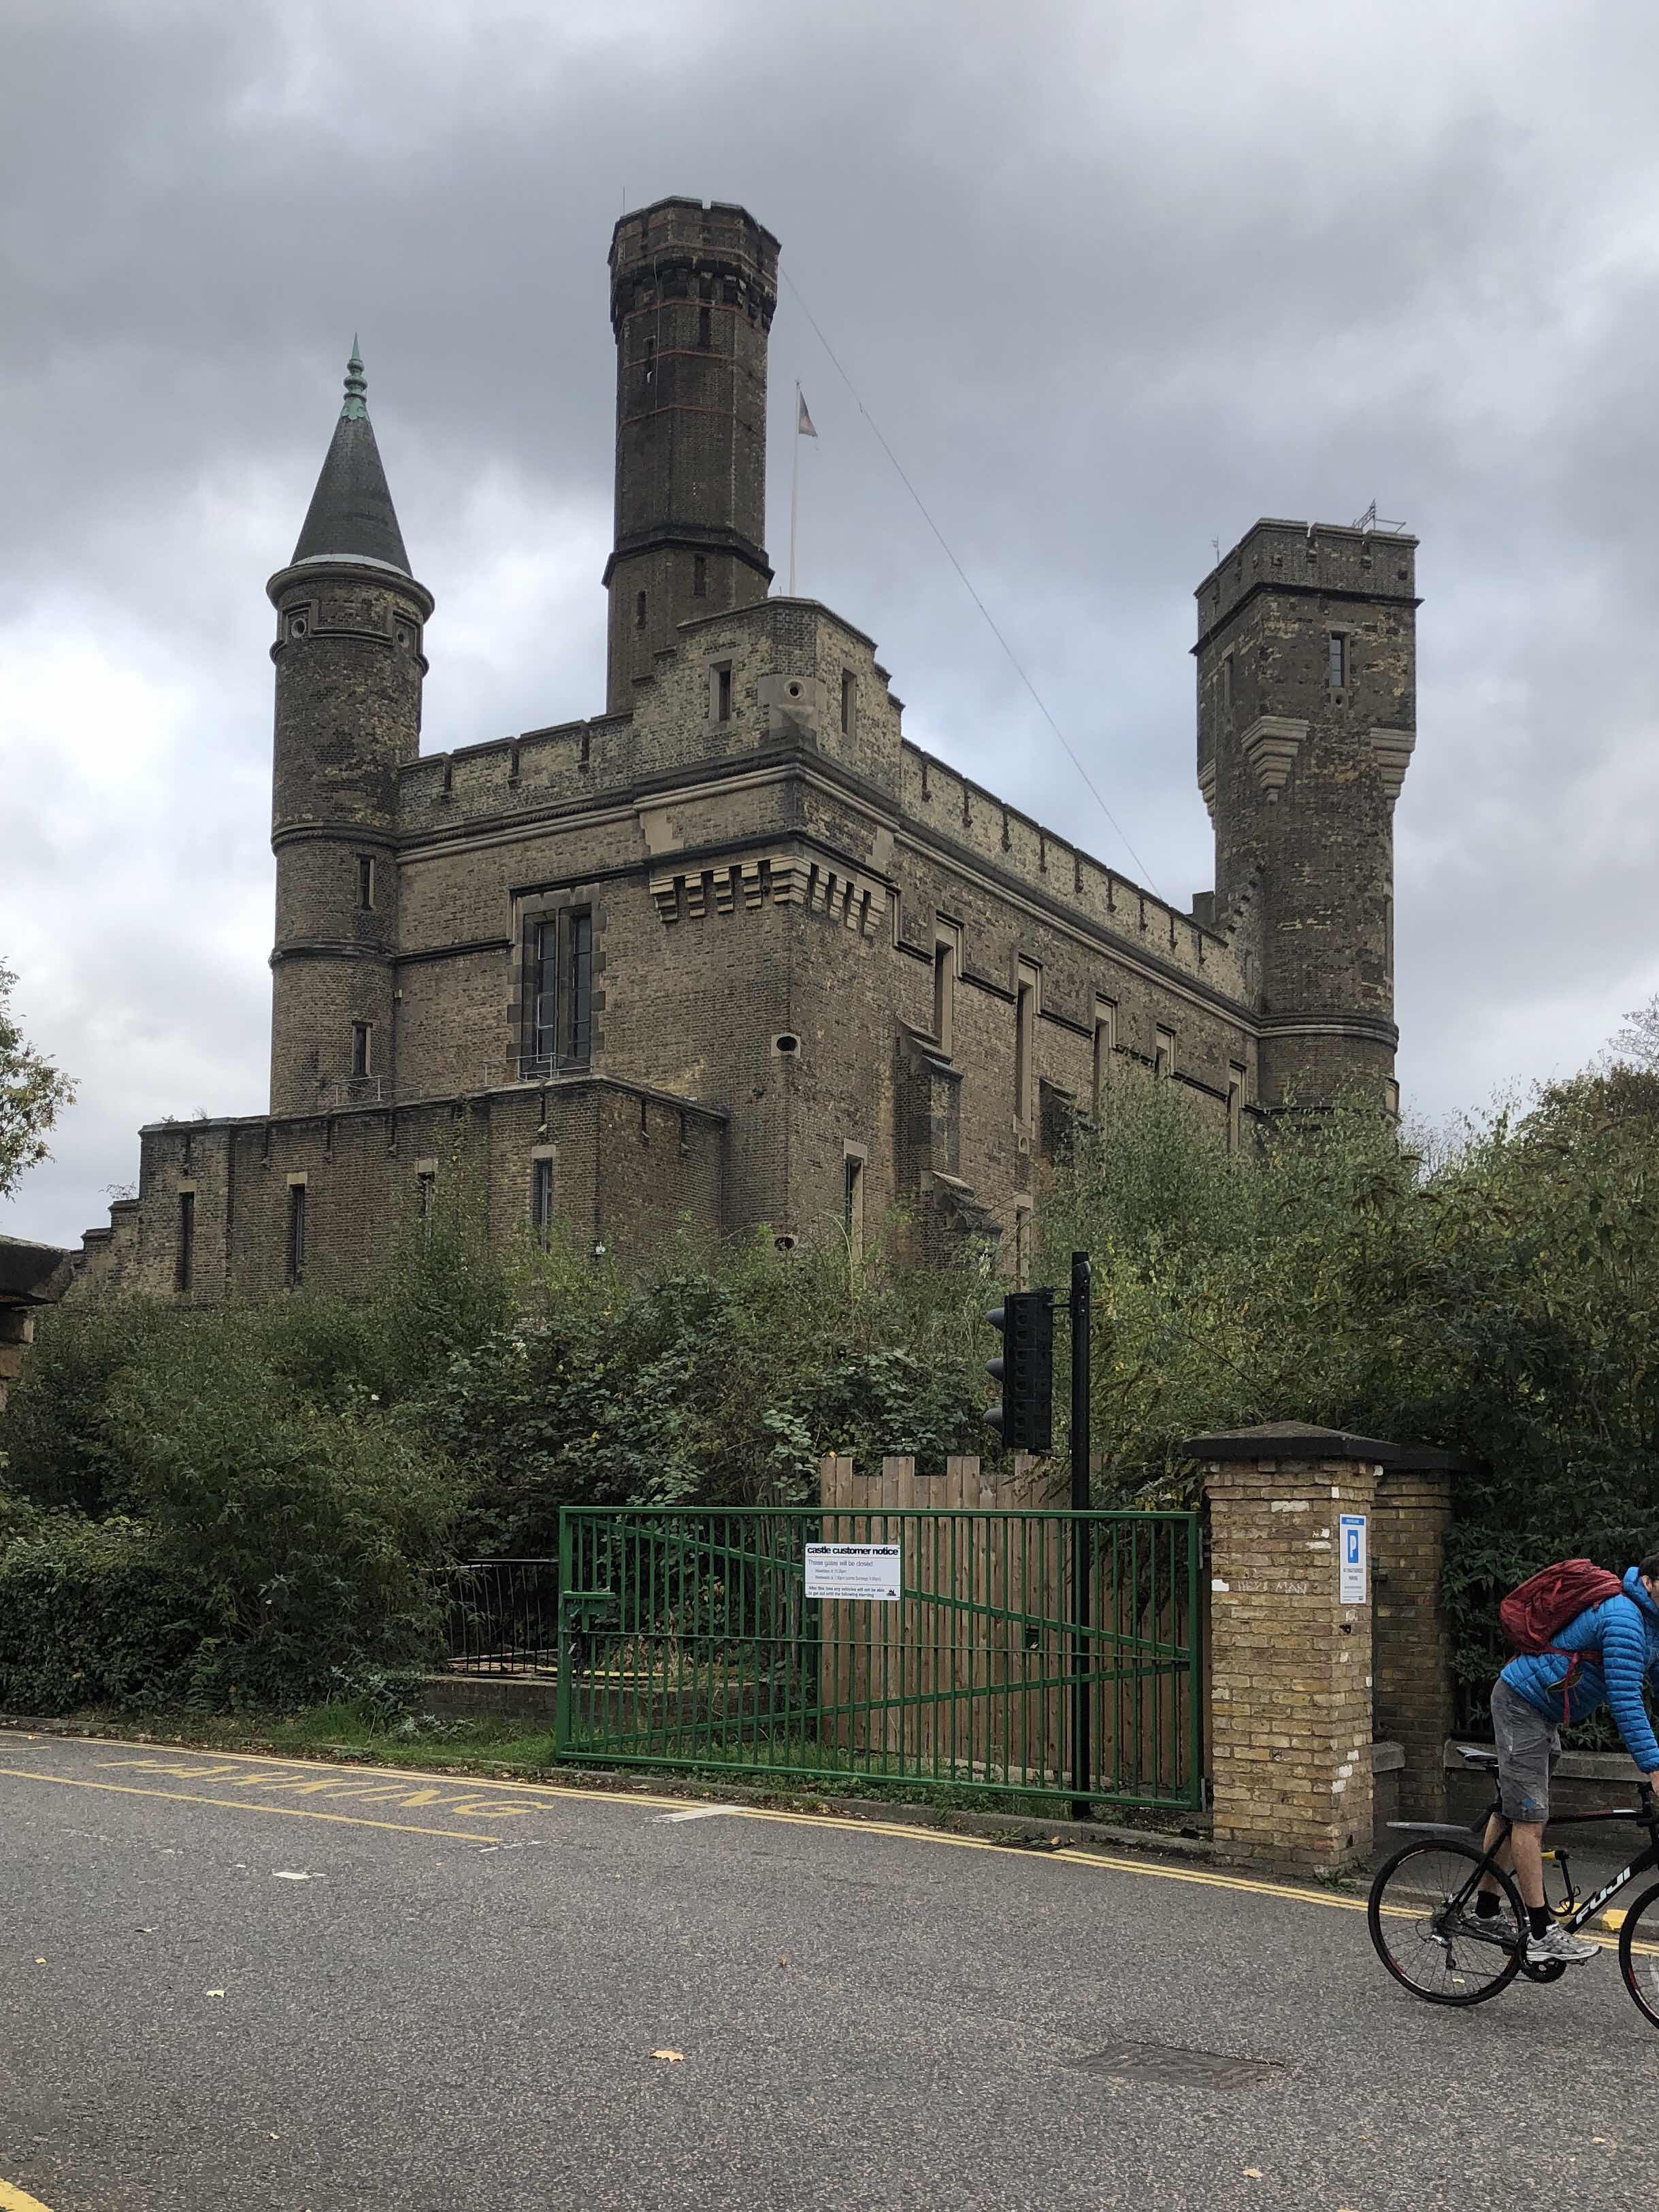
176, 1191, 194, 1294
531, 1156, 555, 1248
526, 909, 593, 1075
286, 1184, 306, 1288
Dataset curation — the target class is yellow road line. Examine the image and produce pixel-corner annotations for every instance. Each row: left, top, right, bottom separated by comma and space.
26, 1733, 1659, 1952
0, 1766, 501, 1844
71, 1736, 690, 1812
0, 2179, 56, 2210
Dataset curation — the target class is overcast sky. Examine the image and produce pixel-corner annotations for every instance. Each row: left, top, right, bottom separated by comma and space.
4, 0, 1658, 1248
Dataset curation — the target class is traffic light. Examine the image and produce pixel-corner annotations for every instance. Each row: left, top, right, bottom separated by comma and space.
984, 1289, 1054, 1452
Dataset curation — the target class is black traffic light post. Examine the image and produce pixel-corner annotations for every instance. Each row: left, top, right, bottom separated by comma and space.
1068, 1250, 1091, 1819
985, 1252, 1093, 1818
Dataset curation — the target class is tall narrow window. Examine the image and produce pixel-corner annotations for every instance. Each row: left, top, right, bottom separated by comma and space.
1155, 1026, 1175, 1079
642, 337, 655, 393
357, 854, 374, 911
565, 909, 593, 1065
1328, 632, 1347, 689
843, 1154, 865, 1255
529, 909, 593, 1073
176, 1190, 195, 1294
417, 1167, 436, 1248
1227, 1065, 1245, 1154
1221, 653, 1234, 709
840, 670, 855, 734
1014, 972, 1036, 1124
932, 932, 957, 1056
693, 553, 707, 598
286, 1182, 306, 1288
635, 590, 647, 631
697, 305, 711, 348
530, 1156, 555, 1248
715, 664, 733, 723
1092, 1001, 1117, 1117
1014, 1205, 1032, 1290
351, 1022, 370, 1080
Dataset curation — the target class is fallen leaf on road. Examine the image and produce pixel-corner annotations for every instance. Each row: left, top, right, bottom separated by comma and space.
1243, 2170, 1262, 2181
34, 1958, 45, 1966
651, 2049, 685, 2063
205, 1989, 225, 1998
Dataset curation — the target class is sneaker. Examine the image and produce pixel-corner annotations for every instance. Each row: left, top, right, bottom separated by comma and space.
1526, 1923, 1599, 1966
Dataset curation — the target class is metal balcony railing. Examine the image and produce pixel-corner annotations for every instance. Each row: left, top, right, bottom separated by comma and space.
331, 1076, 386, 1107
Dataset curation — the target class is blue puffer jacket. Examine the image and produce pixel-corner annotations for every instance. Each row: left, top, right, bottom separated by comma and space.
1501, 1566, 1659, 1772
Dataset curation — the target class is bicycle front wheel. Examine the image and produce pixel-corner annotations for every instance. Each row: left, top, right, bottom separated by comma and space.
1616, 1883, 1659, 2028
1368, 1839, 1524, 2006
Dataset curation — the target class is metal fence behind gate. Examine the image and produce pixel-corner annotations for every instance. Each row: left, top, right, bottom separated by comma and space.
550, 1504, 1202, 1810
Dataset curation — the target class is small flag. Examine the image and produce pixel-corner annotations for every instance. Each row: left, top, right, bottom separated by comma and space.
796, 390, 818, 438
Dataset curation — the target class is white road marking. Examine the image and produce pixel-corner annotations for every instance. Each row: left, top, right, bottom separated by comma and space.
655, 1805, 742, 1823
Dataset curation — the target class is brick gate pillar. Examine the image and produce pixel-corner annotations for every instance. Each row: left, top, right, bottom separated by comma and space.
1372, 1451, 1460, 1821
1184, 1422, 1388, 1874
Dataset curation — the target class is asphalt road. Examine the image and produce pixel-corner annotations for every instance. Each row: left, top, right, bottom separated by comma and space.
0, 1733, 1649, 2212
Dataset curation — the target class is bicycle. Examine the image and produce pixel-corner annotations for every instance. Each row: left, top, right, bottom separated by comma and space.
1368, 1744, 1659, 2023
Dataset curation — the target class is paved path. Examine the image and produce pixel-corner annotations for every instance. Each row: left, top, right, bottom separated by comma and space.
0, 1733, 1649, 2211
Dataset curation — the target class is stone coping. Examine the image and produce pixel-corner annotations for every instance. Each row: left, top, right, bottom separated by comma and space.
1445, 1739, 1651, 1783
1181, 1420, 1472, 1474
0, 1236, 76, 1307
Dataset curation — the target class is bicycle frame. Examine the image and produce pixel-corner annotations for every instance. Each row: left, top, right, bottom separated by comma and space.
1392, 1787, 1659, 1944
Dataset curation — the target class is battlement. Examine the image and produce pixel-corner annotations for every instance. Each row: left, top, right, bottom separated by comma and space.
898, 743, 1252, 1003
1196, 519, 1418, 646
609, 198, 778, 327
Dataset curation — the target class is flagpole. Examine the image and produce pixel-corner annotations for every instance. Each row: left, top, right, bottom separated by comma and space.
789, 381, 800, 596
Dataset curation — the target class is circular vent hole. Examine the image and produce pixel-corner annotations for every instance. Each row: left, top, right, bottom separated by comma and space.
773, 1033, 800, 1055
773, 1233, 798, 1254
787, 681, 802, 698
289, 617, 308, 638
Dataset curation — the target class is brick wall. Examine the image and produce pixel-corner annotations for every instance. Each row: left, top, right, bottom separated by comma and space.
1196, 1428, 1381, 1872
1372, 1463, 1456, 1819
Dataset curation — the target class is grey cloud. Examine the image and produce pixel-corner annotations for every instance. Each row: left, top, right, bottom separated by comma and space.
5, 0, 1658, 1242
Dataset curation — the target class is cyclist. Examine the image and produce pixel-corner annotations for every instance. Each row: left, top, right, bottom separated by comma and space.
1479, 1555, 1659, 1966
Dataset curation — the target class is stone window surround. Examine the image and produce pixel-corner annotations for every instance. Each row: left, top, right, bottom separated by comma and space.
508, 886, 605, 1077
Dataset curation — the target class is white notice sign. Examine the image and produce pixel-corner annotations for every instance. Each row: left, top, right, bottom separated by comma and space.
1338, 1513, 1368, 1605
804, 1542, 902, 1603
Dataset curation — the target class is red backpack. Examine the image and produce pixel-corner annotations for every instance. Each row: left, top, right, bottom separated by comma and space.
1500, 1559, 1624, 1655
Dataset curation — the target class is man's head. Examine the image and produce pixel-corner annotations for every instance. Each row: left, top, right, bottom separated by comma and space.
1639, 1550, 1659, 1604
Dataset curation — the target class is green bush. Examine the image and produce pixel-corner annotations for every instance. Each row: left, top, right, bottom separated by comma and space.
1041, 1071, 1659, 1725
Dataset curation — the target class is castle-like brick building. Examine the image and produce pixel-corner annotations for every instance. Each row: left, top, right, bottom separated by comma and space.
78, 198, 1417, 1297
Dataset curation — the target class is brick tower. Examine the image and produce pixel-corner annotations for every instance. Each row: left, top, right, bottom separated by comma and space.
604, 198, 779, 711
1194, 520, 1419, 1107
265, 345, 433, 1117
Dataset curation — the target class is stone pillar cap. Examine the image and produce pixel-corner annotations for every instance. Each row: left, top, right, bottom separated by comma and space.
1180, 1420, 1470, 1472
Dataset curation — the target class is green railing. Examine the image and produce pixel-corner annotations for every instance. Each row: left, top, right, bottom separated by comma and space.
555, 1505, 1202, 1810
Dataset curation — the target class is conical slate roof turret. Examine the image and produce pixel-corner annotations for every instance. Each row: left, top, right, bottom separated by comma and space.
289, 341, 412, 575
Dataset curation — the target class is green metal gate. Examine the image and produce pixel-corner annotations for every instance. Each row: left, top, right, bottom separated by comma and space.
555, 1505, 1202, 1810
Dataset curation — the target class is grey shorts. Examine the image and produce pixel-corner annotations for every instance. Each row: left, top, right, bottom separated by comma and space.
1492, 1676, 1561, 1825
